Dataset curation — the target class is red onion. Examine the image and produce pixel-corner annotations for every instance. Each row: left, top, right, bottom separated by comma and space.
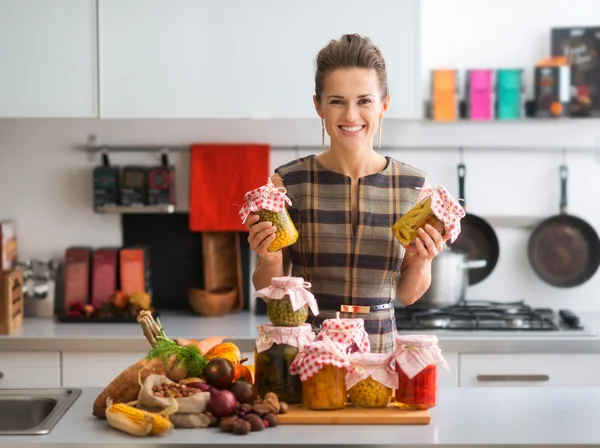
207, 389, 237, 418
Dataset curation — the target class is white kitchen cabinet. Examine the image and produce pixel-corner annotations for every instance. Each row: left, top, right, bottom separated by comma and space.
438, 352, 459, 387
99, 0, 420, 119
0, 0, 97, 118
0, 351, 61, 387
460, 354, 600, 387
61, 351, 147, 388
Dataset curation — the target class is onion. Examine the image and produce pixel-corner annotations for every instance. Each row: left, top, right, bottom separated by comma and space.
207, 388, 237, 418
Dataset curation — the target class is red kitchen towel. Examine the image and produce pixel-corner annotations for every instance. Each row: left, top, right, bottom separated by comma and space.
189, 143, 271, 232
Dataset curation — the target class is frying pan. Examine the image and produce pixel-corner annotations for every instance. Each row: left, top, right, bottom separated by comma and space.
447, 163, 500, 285
528, 165, 600, 288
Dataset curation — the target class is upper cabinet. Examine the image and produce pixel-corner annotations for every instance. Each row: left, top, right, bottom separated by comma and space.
0, 0, 97, 118
98, 0, 420, 119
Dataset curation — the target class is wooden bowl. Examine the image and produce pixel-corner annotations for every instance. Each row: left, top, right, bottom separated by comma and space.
188, 286, 237, 317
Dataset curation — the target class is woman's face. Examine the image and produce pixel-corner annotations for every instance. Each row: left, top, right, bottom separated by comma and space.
314, 67, 389, 152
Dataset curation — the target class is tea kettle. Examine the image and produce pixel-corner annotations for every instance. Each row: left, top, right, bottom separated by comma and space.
419, 246, 487, 308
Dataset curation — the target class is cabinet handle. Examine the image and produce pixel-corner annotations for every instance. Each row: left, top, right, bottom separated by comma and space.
0, 371, 3, 379
477, 374, 549, 382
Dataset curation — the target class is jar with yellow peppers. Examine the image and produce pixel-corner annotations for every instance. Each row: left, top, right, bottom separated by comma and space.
239, 179, 299, 252
254, 277, 320, 327
289, 339, 353, 410
347, 352, 398, 408
254, 323, 315, 404
315, 313, 371, 354
391, 185, 465, 255
392, 335, 449, 410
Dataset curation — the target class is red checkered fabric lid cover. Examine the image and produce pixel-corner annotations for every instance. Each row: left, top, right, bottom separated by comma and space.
239, 179, 292, 223
316, 314, 370, 354
416, 185, 465, 243
346, 352, 399, 390
289, 339, 354, 382
392, 334, 449, 379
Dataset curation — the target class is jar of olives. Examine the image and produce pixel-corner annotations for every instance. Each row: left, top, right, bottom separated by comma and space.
255, 276, 319, 327
392, 335, 449, 410
254, 323, 315, 404
289, 339, 353, 411
315, 314, 371, 354
391, 185, 464, 255
347, 352, 398, 408
239, 179, 299, 252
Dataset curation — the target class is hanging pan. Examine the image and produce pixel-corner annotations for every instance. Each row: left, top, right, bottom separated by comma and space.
447, 163, 500, 285
528, 164, 600, 288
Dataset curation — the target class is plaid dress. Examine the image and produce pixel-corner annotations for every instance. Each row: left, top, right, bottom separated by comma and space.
275, 155, 426, 353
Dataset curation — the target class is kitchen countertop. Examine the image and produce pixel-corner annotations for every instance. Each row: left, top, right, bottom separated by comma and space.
1, 386, 599, 447
1, 310, 600, 354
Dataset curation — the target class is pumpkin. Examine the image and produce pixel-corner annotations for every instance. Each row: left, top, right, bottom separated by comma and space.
206, 342, 242, 364
233, 363, 253, 383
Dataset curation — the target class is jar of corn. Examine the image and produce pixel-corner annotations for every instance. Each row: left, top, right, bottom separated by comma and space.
391, 185, 464, 255
254, 276, 319, 327
254, 323, 315, 404
315, 314, 371, 354
347, 352, 398, 408
289, 339, 353, 411
392, 335, 449, 410
239, 179, 299, 252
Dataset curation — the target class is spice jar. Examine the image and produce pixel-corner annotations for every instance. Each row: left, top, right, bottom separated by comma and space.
391, 185, 464, 255
254, 323, 315, 404
289, 339, 353, 410
315, 313, 371, 354
393, 335, 449, 410
239, 179, 299, 252
255, 276, 319, 327
347, 352, 398, 408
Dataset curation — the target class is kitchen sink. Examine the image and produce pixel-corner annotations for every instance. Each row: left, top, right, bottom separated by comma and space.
0, 388, 82, 435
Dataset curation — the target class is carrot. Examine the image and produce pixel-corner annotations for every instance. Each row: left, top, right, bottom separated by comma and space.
92, 357, 168, 419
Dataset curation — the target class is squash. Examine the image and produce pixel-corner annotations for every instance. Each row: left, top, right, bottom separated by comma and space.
206, 342, 241, 364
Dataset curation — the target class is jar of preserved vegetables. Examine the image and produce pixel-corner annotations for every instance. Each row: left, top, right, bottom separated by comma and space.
315, 313, 370, 354
347, 352, 398, 408
391, 185, 464, 255
393, 335, 449, 410
254, 276, 319, 327
239, 179, 299, 252
289, 339, 353, 410
254, 323, 315, 404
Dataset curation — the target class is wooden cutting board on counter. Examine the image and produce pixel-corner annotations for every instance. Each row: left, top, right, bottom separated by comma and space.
277, 404, 430, 425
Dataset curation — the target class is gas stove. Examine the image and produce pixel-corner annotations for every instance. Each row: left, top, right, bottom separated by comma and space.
395, 300, 589, 333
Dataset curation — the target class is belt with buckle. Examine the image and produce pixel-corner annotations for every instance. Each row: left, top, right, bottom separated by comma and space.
323, 303, 393, 314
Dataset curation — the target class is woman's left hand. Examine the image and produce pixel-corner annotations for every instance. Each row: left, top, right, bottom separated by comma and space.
414, 224, 452, 261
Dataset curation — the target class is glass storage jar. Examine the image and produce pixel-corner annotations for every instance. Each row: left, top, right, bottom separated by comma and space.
347, 352, 398, 408
393, 335, 449, 410
391, 185, 465, 255
289, 339, 353, 411
239, 179, 298, 252
315, 313, 370, 354
255, 277, 319, 327
254, 323, 315, 404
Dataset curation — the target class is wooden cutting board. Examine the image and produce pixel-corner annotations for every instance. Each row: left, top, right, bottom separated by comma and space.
277, 404, 430, 425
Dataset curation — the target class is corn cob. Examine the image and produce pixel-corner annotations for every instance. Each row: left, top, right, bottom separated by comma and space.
105, 398, 176, 436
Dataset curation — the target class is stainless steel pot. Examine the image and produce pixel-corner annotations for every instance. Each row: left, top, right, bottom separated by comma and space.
418, 247, 487, 308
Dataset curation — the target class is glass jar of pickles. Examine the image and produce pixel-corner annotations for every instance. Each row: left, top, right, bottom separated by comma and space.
315, 314, 371, 354
255, 276, 320, 327
391, 185, 465, 255
239, 179, 299, 252
347, 352, 398, 408
289, 339, 353, 410
393, 335, 449, 410
254, 323, 315, 404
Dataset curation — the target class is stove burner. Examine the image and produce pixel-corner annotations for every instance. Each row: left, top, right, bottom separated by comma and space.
396, 299, 582, 331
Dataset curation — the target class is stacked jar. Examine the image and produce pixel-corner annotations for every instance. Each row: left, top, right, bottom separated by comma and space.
315, 313, 371, 354
347, 352, 399, 408
392, 335, 449, 410
253, 276, 320, 404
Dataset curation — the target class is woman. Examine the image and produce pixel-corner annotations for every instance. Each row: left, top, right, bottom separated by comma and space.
246, 34, 451, 353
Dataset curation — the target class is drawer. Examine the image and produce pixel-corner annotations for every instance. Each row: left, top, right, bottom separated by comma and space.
460, 354, 600, 387
438, 352, 459, 387
62, 351, 148, 387
0, 351, 61, 387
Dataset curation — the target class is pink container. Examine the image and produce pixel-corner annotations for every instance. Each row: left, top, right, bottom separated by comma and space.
467, 70, 494, 120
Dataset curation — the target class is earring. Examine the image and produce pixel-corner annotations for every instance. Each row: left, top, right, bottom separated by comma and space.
321, 118, 325, 151
377, 116, 383, 150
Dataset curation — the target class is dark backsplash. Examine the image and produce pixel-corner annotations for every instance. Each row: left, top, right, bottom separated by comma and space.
121, 213, 252, 312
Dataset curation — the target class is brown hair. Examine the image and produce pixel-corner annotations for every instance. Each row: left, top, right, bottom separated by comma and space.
314, 33, 388, 103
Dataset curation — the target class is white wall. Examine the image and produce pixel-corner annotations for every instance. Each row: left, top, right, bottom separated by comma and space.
1, 118, 599, 312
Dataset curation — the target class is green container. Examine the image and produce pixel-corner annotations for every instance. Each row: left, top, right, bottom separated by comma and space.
496, 69, 524, 120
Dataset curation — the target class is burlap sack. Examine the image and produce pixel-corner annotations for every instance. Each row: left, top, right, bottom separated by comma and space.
137, 374, 210, 414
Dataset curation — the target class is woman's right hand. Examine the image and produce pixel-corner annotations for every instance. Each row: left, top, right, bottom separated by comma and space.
246, 213, 282, 262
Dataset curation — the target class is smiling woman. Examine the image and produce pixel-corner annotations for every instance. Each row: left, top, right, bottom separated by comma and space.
245, 34, 451, 354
